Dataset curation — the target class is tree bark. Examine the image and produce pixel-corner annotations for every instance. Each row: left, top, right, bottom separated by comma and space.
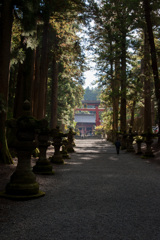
120, 30, 127, 133
13, 61, 24, 118
37, 20, 49, 119
32, 46, 41, 118
14, 1, 38, 118
50, 55, 59, 129
143, 0, 160, 136
14, 42, 35, 118
143, 29, 152, 133
0, 0, 13, 164
130, 100, 136, 129
113, 54, 120, 131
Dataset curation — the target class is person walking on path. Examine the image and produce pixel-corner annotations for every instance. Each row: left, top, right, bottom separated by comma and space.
115, 138, 121, 154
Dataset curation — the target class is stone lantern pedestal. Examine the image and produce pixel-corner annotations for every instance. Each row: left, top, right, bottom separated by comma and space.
136, 140, 143, 155
0, 100, 45, 200
144, 139, 154, 158
121, 132, 127, 150
143, 131, 154, 158
126, 128, 135, 152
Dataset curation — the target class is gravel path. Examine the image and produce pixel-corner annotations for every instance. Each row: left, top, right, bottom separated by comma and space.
1, 138, 160, 240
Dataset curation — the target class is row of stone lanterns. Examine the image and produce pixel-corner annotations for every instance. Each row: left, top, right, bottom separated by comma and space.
0, 100, 76, 200
107, 127, 156, 158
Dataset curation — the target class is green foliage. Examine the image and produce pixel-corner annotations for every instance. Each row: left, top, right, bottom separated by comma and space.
32, 148, 40, 158
95, 125, 104, 136
83, 87, 101, 101
86, 0, 160, 132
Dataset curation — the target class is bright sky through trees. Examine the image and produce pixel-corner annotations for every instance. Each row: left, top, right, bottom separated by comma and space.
80, 26, 98, 88
84, 62, 97, 88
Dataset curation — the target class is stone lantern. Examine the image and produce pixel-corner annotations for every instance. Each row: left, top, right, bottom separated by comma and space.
33, 119, 54, 175
61, 138, 70, 159
126, 127, 135, 152
67, 128, 76, 153
0, 100, 45, 200
135, 134, 143, 155
50, 126, 67, 164
120, 131, 127, 150
143, 129, 154, 158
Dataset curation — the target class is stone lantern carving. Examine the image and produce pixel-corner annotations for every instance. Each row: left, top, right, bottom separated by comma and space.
0, 100, 45, 200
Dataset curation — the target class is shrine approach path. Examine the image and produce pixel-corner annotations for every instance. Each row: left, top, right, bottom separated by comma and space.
1, 138, 160, 240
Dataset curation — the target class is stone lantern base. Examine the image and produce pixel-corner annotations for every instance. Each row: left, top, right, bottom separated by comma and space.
62, 151, 70, 159
67, 145, 75, 153
0, 190, 45, 200
0, 169, 45, 200
143, 140, 154, 158
143, 151, 154, 158
33, 159, 55, 175
0, 145, 45, 200
50, 154, 64, 164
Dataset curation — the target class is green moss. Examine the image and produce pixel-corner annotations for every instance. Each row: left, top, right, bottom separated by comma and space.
32, 148, 40, 157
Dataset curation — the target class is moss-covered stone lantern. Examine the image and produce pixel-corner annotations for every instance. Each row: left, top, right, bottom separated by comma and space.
143, 129, 154, 158
50, 126, 67, 164
121, 131, 127, 150
61, 138, 70, 159
67, 128, 76, 153
126, 127, 135, 152
33, 119, 54, 175
0, 100, 45, 200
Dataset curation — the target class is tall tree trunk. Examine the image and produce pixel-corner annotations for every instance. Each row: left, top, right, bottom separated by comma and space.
32, 46, 41, 118
120, 30, 127, 133
14, 1, 38, 118
130, 100, 136, 129
130, 76, 141, 130
37, 20, 49, 119
143, 0, 160, 137
111, 62, 120, 132
114, 54, 120, 131
14, 42, 35, 118
50, 55, 59, 129
143, 29, 152, 133
13, 61, 24, 118
0, 0, 13, 164
109, 41, 114, 131
8, 65, 18, 118
109, 35, 120, 132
